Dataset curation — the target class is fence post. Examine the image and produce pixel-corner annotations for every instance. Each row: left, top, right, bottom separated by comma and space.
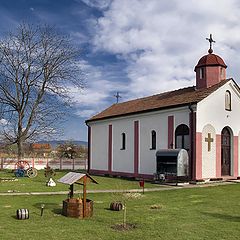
84, 158, 87, 171
1, 158, 3, 170
60, 158, 62, 170
32, 158, 35, 168
72, 158, 75, 170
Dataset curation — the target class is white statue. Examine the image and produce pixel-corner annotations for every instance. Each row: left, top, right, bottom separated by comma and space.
47, 178, 56, 187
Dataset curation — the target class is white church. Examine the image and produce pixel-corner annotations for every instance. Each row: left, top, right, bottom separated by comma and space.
86, 36, 240, 181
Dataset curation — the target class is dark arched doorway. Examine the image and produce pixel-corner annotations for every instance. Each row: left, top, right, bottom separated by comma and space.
175, 124, 190, 151
221, 127, 232, 176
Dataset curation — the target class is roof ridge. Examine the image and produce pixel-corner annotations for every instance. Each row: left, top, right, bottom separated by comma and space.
111, 85, 195, 106
87, 78, 233, 123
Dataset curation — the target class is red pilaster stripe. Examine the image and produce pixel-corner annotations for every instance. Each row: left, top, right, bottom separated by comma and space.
189, 112, 196, 180
168, 116, 174, 149
195, 132, 202, 180
234, 136, 238, 177
108, 125, 112, 173
87, 126, 91, 173
215, 134, 221, 178
134, 121, 139, 176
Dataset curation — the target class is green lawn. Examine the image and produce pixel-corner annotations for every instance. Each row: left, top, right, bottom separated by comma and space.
0, 169, 160, 193
0, 183, 240, 240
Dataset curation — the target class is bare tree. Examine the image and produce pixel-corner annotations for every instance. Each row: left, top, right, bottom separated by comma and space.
0, 23, 84, 159
56, 141, 87, 159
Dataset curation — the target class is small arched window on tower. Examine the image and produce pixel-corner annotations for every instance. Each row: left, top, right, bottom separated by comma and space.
150, 130, 156, 150
225, 90, 231, 111
220, 67, 225, 79
121, 133, 126, 150
199, 68, 204, 79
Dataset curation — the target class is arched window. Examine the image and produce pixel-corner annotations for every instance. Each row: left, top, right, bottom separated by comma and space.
221, 67, 225, 78
175, 124, 190, 150
121, 133, 126, 150
199, 68, 204, 79
225, 90, 231, 111
151, 130, 156, 150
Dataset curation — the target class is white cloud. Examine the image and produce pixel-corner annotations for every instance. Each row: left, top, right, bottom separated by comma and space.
70, 31, 89, 44
71, 0, 240, 121
80, 0, 112, 10
93, 0, 240, 98
69, 60, 128, 117
76, 109, 96, 118
0, 119, 8, 125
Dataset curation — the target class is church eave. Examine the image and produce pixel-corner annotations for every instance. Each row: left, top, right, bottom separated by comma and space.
86, 79, 232, 124
85, 102, 197, 124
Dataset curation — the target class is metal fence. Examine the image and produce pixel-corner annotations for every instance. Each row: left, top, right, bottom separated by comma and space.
0, 158, 88, 171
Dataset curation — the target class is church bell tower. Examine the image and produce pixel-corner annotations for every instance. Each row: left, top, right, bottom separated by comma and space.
195, 34, 227, 89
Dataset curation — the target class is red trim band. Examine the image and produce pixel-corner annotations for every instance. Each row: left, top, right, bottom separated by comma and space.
87, 126, 91, 173
134, 121, 139, 176
168, 116, 174, 149
234, 136, 238, 177
108, 125, 112, 173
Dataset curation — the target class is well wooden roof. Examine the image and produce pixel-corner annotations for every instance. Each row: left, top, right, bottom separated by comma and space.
87, 79, 231, 123
58, 172, 98, 185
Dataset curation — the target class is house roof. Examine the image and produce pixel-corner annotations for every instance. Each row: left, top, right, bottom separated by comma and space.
86, 79, 231, 123
31, 143, 51, 150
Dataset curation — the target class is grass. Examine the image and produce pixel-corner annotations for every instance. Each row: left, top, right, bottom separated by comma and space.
0, 169, 161, 193
0, 184, 240, 240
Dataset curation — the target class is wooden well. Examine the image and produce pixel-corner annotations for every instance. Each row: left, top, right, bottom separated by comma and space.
58, 172, 98, 219
63, 198, 93, 218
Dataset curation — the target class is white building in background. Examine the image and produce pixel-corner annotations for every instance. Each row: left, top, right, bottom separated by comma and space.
86, 43, 240, 181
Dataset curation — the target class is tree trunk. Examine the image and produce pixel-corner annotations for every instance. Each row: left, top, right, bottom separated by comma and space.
17, 138, 23, 160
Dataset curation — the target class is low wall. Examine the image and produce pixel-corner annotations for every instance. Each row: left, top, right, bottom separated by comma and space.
0, 158, 87, 170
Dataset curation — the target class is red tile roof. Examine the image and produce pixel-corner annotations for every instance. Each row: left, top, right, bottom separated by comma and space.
31, 143, 51, 150
86, 79, 231, 123
195, 53, 227, 70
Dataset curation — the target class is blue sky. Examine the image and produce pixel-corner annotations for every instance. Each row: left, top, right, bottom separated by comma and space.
0, 0, 240, 141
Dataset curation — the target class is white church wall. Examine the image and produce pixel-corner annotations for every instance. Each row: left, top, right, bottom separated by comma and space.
196, 80, 240, 178
238, 131, 240, 176
89, 106, 190, 175
112, 118, 134, 173
197, 80, 240, 136
90, 122, 109, 171
138, 108, 190, 174
201, 124, 216, 178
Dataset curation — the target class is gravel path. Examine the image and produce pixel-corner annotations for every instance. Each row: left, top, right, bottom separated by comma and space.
0, 181, 236, 196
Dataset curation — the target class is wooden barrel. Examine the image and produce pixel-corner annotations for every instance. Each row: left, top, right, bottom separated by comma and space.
110, 202, 123, 211
16, 209, 29, 220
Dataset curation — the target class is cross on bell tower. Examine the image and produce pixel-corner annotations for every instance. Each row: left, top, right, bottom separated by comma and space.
206, 34, 215, 54
195, 34, 227, 90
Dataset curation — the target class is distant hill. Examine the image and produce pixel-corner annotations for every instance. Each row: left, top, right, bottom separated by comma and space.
37, 140, 88, 148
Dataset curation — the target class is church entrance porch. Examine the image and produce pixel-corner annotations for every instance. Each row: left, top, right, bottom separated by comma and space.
221, 127, 232, 176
